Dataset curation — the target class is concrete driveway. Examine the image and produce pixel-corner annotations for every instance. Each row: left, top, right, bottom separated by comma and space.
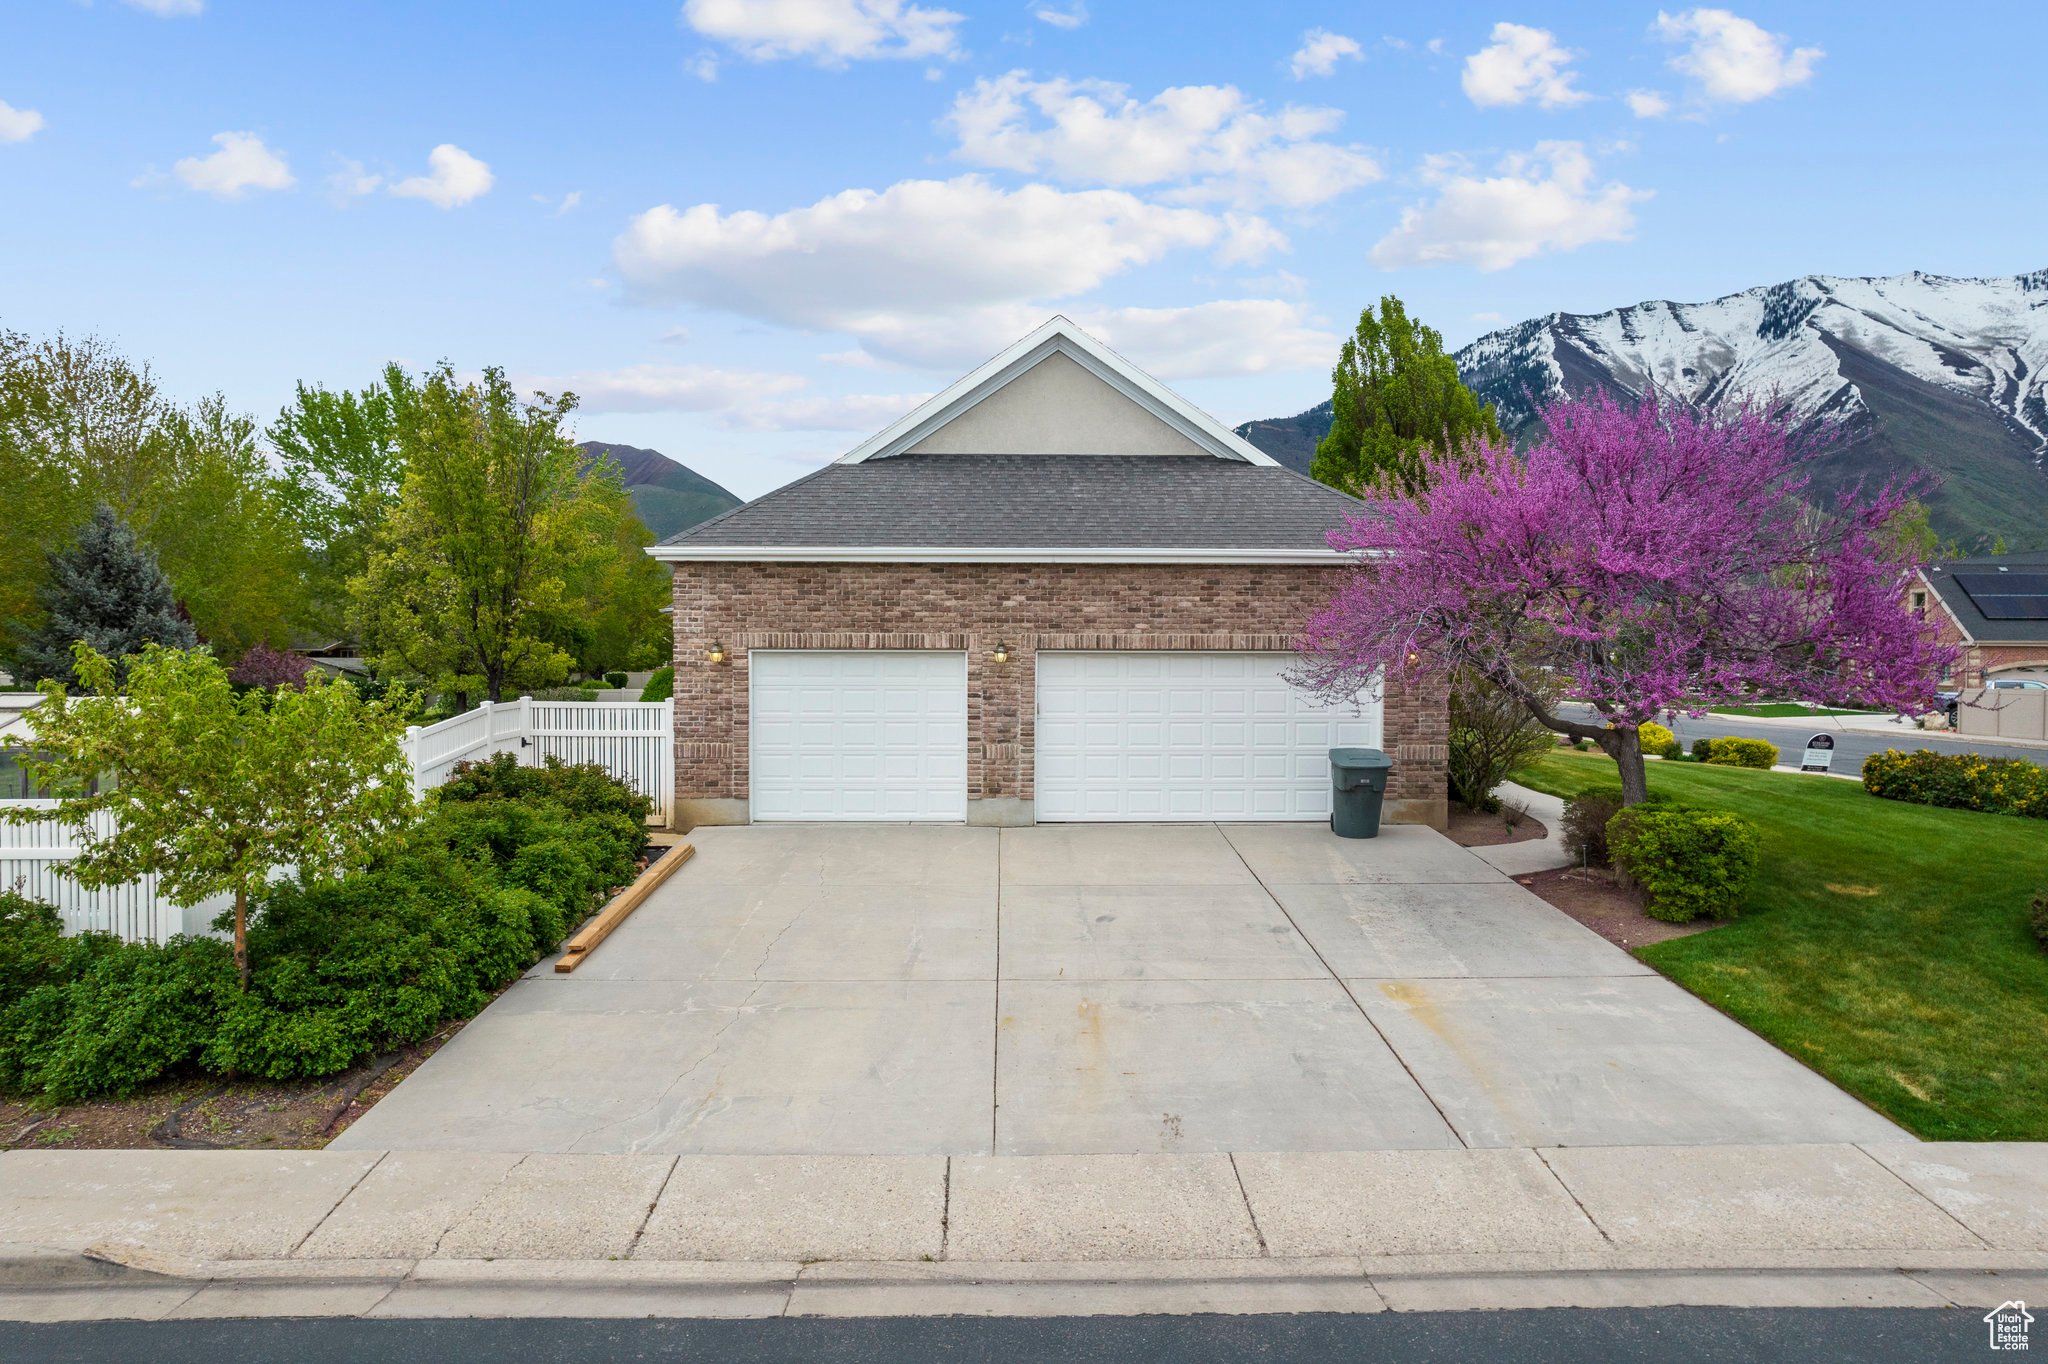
332, 823, 1907, 1156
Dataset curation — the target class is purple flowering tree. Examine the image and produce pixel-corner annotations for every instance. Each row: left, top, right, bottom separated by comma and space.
228, 642, 314, 691
1294, 392, 1957, 806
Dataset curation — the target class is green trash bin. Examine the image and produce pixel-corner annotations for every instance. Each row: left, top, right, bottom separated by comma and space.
1329, 747, 1394, 839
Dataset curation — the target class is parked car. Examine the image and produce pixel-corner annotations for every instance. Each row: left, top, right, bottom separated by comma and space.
1989, 677, 2048, 690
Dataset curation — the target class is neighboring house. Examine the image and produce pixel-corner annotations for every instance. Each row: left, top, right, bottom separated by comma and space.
648, 317, 1448, 831
290, 640, 370, 680
1912, 552, 2048, 686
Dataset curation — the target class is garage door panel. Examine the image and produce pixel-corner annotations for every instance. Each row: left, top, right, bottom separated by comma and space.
1035, 652, 1382, 823
751, 652, 967, 822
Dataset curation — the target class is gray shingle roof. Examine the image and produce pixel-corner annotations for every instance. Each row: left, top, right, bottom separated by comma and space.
653, 455, 1366, 552
1923, 551, 2048, 645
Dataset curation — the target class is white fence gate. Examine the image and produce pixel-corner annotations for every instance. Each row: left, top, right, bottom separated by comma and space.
4, 695, 676, 943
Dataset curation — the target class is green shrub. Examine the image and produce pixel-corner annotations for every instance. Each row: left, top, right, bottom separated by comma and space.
639, 666, 673, 703
0, 758, 655, 1100
437, 752, 653, 828
1862, 749, 2048, 820
1705, 736, 1778, 770
604, 671, 628, 689
0, 921, 236, 1102
208, 847, 536, 1080
1563, 792, 1624, 866
2032, 893, 2048, 953
1606, 806, 1761, 923
1691, 737, 1712, 762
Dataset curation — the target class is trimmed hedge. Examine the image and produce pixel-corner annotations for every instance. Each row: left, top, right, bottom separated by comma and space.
0, 755, 651, 1101
1705, 736, 1778, 770
1862, 748, 2048, 820
1607, 805, 1762, 923
639, 666, 673, 703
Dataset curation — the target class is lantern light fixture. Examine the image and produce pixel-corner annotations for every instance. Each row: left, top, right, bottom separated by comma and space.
706, 640, 726, 664
992, 642, 1012, 664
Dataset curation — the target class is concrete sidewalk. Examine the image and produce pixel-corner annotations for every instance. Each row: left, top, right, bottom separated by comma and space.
2, 1143, 2044, 1319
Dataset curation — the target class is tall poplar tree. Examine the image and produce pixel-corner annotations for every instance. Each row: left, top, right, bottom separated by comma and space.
1311, 297, 1501, 497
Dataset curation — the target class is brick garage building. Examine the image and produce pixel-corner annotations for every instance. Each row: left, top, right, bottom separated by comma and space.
651, 318, 1448, 831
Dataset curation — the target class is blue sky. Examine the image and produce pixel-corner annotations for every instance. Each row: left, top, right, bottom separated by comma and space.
4, 2, 2042, 499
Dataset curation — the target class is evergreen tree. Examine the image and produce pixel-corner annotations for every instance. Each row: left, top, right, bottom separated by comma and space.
1311, 297, 1502, 497
19, 505, 197, 689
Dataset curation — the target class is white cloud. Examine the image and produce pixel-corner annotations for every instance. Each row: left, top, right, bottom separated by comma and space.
327, 158, 382, 201
1289, 28, 1361, 80
521, 363, 807, 414
171, 132, 293, 199
555, 190, 583, 215
1461, 22, 1590, 109
123, 0, 202, 14
808, 297, 1336, 376
721, 391, 934, 430
0, 101, 44, 144
1370, 141, 1648, 272
389, 144, 494, 209
688, 51, 720, 80
1426, 37, 1445, 55
615, 175, 1258, 331
682, 0, 965, 65
1031, 1, 1086, 29
1068, 300, 1337, 378
946, 71, 1379, 209
1654, 9, 1822, 103
657, 327, 691, 344
1625, 89, 1672, 118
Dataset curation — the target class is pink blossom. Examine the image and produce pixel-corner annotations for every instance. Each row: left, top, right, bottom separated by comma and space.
1295, 391, 1958, 803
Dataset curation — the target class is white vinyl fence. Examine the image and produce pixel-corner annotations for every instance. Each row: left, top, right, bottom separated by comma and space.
3, 695, 676, 944
1956, 688, 2048, 742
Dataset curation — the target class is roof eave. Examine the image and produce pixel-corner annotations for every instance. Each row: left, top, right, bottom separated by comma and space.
645, 545, 1354, 565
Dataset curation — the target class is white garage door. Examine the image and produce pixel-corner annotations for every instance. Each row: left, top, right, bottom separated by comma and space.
1035, 652, 1380, 822
750, 652, 967, 822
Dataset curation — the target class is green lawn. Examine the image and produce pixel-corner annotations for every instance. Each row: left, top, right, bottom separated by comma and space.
1512, 750, 2048, 1140
1709, 703, 1883, 718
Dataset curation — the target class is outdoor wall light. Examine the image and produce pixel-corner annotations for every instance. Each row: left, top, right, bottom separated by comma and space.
706, 640, 726, 664
992, 642, 1012, 664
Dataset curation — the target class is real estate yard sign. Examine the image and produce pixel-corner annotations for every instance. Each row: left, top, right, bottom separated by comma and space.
1800, 733, 1836, 773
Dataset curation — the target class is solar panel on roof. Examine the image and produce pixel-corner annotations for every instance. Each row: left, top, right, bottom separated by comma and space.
1953, 573, 2048, 620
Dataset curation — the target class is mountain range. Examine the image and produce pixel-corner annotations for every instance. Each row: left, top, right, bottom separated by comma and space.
1236, 269, 2048, 552
578, 441, 742, 541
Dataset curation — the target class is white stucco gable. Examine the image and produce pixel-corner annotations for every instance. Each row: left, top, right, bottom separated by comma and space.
837, 316, 1278, 466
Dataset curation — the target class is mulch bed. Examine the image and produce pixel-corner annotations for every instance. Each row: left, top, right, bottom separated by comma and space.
1512, 865, 1722, 951
0, 1013, 477, 1152
1445, 804, 1548, 848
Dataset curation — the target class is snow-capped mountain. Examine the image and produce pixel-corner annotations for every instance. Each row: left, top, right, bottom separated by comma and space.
1459, 269, 2048, 450
1238, 269, 2048, 551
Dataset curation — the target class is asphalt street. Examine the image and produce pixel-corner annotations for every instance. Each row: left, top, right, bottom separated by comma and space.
1561, 704, 2046, 777
0, 1307, 1994, 1364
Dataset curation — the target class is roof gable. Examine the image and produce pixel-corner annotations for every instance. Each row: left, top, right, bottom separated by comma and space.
838, 316, 1278, 466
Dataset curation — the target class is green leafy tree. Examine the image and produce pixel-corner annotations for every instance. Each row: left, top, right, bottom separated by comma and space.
0, 331, 314, 667
17, 505, 196, 689
352, 365, 586, 704
1311, 297, 1501, 497
3, 643, 417, 989
270, 368, 411, 633
534, 454, 675, 677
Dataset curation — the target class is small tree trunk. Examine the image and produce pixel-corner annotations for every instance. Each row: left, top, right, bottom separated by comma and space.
1603, 725, 1650, 806
233, 886, 250, 991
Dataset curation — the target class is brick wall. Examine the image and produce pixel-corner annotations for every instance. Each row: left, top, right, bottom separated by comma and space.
669, 561, 1448, 825
1910, 579, 2048, 685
